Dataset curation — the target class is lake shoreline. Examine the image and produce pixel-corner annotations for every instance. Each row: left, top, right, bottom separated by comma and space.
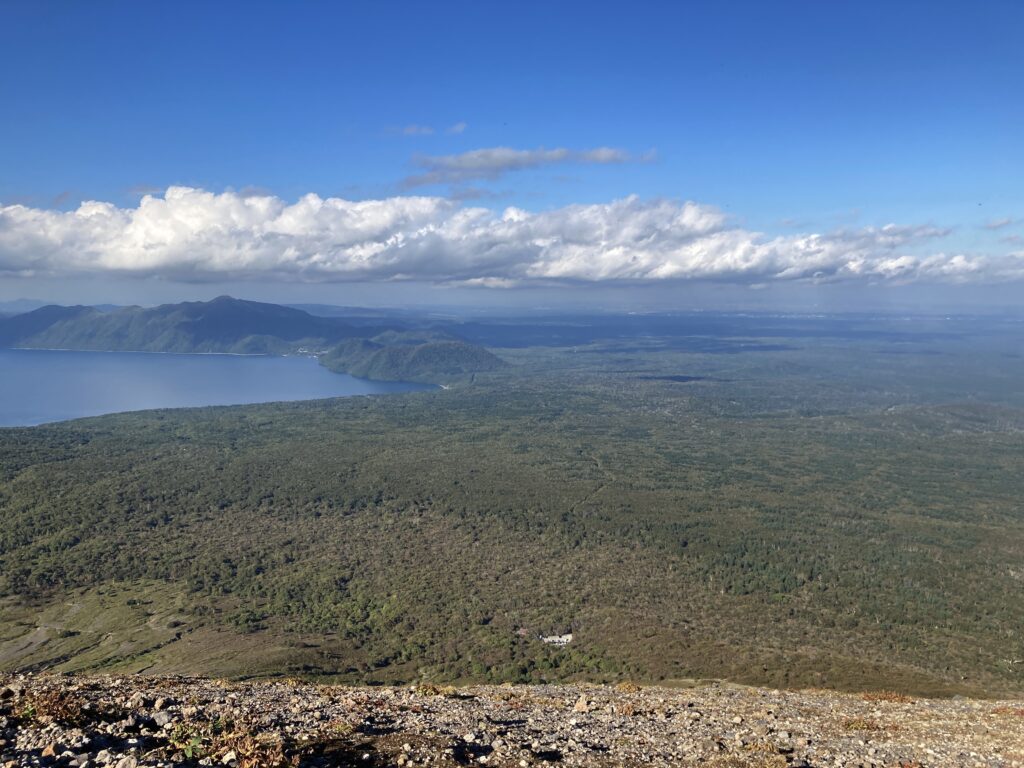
13, 346, 273, 357
0, 348, 433, 428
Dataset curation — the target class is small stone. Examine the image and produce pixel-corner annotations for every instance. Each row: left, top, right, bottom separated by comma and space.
463, 732, 477, 743
115, 758, 138, 768
732, 715, 744, 724
573, 695, 590, 713
42, 744, 58, 758
221, 750, 238, 765
153, 711, 173, 728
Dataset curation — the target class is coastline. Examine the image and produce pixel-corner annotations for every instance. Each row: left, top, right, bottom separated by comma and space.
0, 348, 436, 429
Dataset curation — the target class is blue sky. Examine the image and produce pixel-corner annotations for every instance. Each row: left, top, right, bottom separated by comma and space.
1, 1, 1022, 308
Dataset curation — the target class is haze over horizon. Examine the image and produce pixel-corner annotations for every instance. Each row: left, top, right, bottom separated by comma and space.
1, 0, 1022, 312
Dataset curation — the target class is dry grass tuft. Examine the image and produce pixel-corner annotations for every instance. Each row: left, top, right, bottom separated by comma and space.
706, 756, 788, 768
17, 689, 93, 727
842, 717, 885, 732
414, 682, 458, 698
991, 706, 1024, 717
217, 731, 296, 768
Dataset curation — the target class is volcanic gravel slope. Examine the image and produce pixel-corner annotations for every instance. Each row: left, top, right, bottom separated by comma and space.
1, 675, 1022, 767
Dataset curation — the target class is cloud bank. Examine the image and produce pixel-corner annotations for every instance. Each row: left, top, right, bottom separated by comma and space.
0, 186, 1016, 285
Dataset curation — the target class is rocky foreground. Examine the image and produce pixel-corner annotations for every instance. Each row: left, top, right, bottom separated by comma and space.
0, 675, 1022, 768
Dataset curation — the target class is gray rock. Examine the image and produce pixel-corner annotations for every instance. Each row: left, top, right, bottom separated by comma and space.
152, 711, 173, 728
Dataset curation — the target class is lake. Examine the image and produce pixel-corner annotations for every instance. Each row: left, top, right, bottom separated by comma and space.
0, 349, 431, 426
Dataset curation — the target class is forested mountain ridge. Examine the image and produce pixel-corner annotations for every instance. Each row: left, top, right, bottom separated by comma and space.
0, 296, 376, 354
0, 304, 98, 347
0, 296, 504, 382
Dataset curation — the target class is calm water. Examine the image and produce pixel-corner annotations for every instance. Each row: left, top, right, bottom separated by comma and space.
0, 349, 431, 426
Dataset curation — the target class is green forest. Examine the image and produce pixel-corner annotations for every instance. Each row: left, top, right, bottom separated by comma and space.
1, 314, 1022, 697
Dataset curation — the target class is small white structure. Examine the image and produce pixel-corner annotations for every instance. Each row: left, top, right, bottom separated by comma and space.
540, 633, 573, 646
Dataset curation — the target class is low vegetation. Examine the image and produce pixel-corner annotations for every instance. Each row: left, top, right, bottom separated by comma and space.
0, 311, 1022, 696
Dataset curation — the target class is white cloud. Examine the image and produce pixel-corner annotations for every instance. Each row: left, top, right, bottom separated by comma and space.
402, 124, 435, 136
984, 216, 1017, 230
0, 186, 1012, 286
404, 146, 634, 187
446, 121, 468, 135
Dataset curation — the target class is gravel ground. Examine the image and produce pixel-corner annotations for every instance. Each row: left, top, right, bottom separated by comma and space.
1, 674, 1022, 767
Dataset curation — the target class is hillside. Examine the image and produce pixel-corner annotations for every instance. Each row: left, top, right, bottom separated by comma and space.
1, 323, 1023, 697
3, 675, 1022, 767
0, 297, 504, 382
0, 305, 98, 348
0, 297, 369, 354
320, 334, 507, 382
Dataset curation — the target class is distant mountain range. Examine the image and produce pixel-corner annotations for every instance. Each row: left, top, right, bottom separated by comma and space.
0, 296, 505, 382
